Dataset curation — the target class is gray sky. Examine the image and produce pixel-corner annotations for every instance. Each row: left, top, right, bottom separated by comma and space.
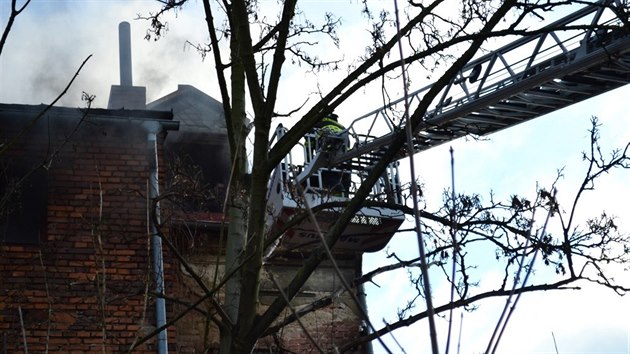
2, 1, 629, 353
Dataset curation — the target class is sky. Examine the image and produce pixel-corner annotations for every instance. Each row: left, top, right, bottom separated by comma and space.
1, 1, 629, 353
364, 92, 630, 353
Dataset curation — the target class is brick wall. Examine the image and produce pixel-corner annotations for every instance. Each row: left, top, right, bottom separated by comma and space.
0, 108, 177, 353
0, 105, 367, 353
258, 255, 368, 354
170, 236, 367, 353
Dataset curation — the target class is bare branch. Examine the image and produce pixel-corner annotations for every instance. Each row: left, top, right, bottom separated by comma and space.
0, 0, 32, 57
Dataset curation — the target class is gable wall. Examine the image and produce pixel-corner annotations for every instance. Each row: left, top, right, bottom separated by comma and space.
0, 114, 177, 353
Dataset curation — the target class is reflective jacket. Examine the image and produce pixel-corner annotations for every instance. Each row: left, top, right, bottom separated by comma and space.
315, 117, 345, 136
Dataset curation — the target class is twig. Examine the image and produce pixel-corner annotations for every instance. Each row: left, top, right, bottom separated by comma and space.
38, 251, 52, 354
0, 55, 92, 157
263, 287, 345, 335
0, 0, 32, 57
126, 292, 215, 352
18, 305, 28, 354
457, 312, 463, 354
294, 180, 393, 354
91, 166, 107, 353
445, 146, 457, 354
382, 319, 407, 354
0, 90, 94, 215
488, 190, 556, 354
127, 182, 153, 353
484, 201, 539, 353
127, 198, 255, 353
43, 92, 94, 171
392, 0, 439, 351
269, 274, 325, 354
147, 182, 237, 330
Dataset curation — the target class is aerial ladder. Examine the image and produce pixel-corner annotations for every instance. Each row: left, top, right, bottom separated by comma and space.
266, 0, 630, 253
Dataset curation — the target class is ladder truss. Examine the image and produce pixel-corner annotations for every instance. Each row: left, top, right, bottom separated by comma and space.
338, 0, 630, 170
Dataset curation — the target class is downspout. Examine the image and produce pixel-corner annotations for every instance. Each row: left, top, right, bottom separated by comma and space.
147, 122, 177, 354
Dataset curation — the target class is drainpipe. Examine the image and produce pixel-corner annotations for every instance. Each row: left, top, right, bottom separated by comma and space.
148, 127, 168, 354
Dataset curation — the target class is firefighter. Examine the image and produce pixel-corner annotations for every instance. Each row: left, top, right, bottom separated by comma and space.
314, 113, 348, 152
311, 113, 350, 194
304, 113, 345, 160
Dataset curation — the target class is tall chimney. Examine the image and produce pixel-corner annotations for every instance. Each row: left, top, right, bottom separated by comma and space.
107, 22, 146, 110
119, 21, 133, 87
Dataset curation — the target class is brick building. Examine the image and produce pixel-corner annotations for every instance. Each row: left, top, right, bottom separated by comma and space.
0, 103, 178, 352
0, 22, 388, 354
0, 95, 371, 353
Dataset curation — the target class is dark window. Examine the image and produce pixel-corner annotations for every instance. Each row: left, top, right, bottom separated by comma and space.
166, 141, 229, 213
0, 162, 47, 245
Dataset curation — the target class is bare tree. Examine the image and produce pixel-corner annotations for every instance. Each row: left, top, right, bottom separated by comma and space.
140, 0, 630, 353
344, 117, 630, 352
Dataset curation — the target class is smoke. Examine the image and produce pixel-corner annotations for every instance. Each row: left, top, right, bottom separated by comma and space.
1, 4, 116, 107
1, 1, 220, 109
142, 120, 162, 136
138, 66, 170, 103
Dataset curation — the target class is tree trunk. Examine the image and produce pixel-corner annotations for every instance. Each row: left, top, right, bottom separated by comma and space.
220, 5, 248, 352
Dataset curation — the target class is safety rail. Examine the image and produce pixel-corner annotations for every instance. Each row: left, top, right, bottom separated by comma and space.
269, 124, 403, 205
266, 125, 405, 252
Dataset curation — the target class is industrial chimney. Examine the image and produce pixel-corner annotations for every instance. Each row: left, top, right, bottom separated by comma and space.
107, 21, 146, 109
119, 21, 133, 87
